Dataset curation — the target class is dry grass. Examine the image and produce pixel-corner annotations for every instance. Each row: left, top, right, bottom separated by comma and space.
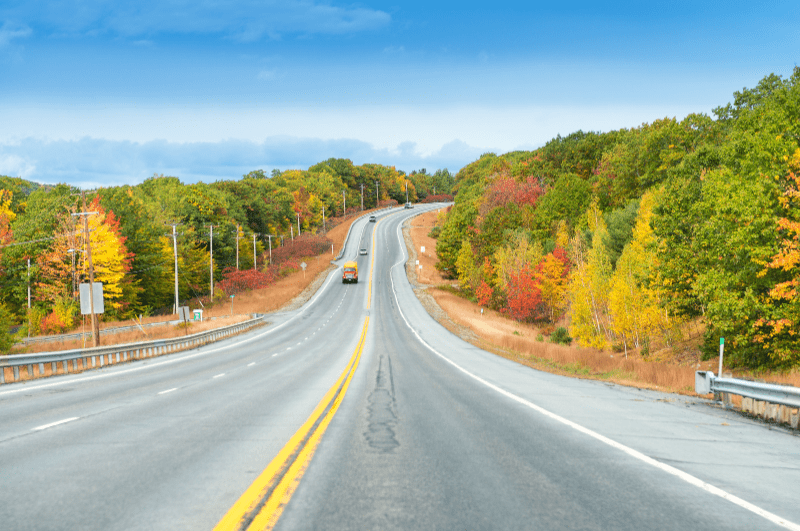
430, 289, 697, 393
408, 210, 448, 285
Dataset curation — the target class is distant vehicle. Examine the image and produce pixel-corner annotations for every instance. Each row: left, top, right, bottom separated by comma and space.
342, 261, 358, 283
359, 248, 367, 255
404, 202, 413, 209
369, 215, 376, 222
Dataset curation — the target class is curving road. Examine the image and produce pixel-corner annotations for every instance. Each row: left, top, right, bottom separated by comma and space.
1, 205, 799, 530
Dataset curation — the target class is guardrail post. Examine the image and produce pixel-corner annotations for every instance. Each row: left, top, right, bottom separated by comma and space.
792, 409, 800, 429
13, 366, 19, 381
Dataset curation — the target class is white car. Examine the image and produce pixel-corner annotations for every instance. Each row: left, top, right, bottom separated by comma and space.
359, 248, 367, 255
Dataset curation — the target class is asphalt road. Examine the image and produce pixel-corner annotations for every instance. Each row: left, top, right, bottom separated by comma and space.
1, 204, 799, 530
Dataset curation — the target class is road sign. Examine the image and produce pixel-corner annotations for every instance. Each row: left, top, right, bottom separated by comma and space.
79, 282, 104, 315
300, 262, 307, 270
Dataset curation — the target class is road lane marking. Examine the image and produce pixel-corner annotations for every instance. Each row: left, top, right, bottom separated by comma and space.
158, 388, 178, 395
388, 221, 800, 531
33, 417, 79, 431
213, 373, 225, 379
248, 362, 256, 367
214, 317, 370, 531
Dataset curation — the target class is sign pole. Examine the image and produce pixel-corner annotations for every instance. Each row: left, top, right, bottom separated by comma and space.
718, 337, 725, 377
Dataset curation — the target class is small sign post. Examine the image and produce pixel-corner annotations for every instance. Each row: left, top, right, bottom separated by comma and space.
718, 337, 725, 377
301, 261, 307, 279
230, 294, 235, 316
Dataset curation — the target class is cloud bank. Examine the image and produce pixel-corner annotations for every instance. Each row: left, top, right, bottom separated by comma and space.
0, 136, 484, 188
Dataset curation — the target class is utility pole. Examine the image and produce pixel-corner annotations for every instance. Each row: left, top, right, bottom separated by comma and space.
322, 206, 325, 232
252, 233, 259, 270
375, 181, 379, 207
342, 190, 346, 217
207, 224, 217, 300
235, 224, 241, 270
266, 234, 274, 265
405, 180, 409, 204
290, 224, 294, 243
360, 183, 364, 211
75, 192, 100, 346
296, 213, 300, 236
166, 223, 180, 314
26, 258, 30, 338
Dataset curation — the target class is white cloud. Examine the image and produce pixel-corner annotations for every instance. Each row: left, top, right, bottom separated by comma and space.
1, 1, 390, 40
0, 136, 482, 187
0, 21, 31, 47
0, 153, 36, 179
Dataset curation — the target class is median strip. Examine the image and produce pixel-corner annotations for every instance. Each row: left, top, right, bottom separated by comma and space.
214, 317, 369, 531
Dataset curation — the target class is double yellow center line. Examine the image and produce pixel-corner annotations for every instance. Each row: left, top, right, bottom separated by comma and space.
214, 316, 369, 531
215, 215, 384, 530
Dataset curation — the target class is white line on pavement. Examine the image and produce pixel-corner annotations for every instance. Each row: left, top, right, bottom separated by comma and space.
33, 417, 79, 431
389, 221, 800, 531
158, 388, 177, 395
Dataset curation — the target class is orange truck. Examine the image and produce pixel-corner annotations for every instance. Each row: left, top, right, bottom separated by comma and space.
342, 261, 358, 283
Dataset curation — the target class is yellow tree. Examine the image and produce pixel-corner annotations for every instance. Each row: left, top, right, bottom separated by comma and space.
568, 200, 613, 348
76, 197, 134, 317
609, 191, 672, 356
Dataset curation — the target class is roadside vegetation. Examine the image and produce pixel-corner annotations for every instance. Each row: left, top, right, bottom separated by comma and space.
435, 68, 800, 374
0, 161, 455, 350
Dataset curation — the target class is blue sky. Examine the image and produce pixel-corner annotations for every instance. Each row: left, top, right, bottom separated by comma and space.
1, 1, 798, 187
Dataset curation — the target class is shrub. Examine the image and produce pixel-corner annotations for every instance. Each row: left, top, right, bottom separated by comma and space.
0, 303, 14, 353
270, 234, 331, 265
217, 268, 274, 295
551, 326, 573, 346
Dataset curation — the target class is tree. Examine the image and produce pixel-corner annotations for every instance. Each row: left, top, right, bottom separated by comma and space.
608, 192, 671, 356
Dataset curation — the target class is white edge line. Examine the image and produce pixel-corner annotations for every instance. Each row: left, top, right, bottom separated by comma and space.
213, 373, 225, 379
389, 220, 800, 531
33, 417, 79, 431
247, 362, 256, 367
158, 387, 178, 395
0, 268, 339, 397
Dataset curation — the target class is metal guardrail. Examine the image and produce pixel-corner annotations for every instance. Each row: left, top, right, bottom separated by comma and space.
0, 316, 267, 385
695, 371, 800, 409
18, 314, 243, 346
18, 320, 176, 346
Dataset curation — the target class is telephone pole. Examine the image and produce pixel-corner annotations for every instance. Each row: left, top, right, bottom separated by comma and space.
166, 223, 180, 314
342, 190, 346, 217
206, 224, 218, 300
296, 213, 300, 236
265, 234, 274, 265
375, 181, 379, 207
74, 192, 100, 346
235, 224, 241, 270
322, 206, 325, 232
26, 258, 30, 338
252, 233, 259, 270
360, 183, 364, 211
